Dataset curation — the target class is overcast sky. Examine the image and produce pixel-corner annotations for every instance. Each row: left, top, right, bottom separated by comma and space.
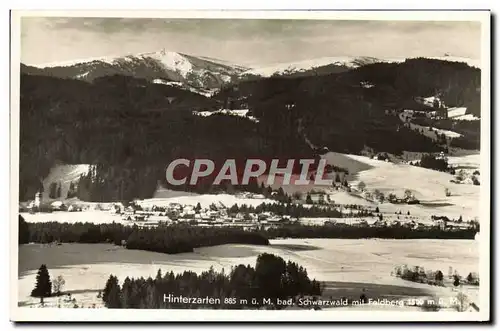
20, 17, 481, 67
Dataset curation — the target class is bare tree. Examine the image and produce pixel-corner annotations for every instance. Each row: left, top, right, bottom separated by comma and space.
52, 275, 66, 296
455, 292, 469, 312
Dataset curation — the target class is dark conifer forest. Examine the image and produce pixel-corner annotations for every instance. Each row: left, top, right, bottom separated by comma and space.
101, 253, 322, 309
19, 58, 481, 201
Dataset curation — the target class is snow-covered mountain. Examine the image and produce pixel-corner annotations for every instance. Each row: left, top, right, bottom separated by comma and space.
22, 50, 480, 91
242, 55, 480, 78
242, 56, 391, 77
22, 50, 249, 90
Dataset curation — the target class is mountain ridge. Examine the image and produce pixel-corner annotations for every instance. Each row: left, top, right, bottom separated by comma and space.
22, 50, 480, 90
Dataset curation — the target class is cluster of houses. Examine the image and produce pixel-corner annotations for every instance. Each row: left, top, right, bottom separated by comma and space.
111, 202, 293, 230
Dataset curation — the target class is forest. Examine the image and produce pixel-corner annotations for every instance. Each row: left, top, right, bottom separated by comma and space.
19, 215, 477, 254
101, 253, 322, 309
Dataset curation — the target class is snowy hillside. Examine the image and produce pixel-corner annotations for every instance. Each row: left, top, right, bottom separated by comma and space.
26, 50, 248, 89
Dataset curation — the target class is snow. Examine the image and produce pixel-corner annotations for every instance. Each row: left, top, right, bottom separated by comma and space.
20, 211, 123, 224
243, 56, 387, 77
399, 112, 462, 139
136, 193, 277, 209
32, 56, 118, 68
40, 164, 90, 202
360, 81, 375, 88
447, 154, 480, 169
75, 71, 89, 79
18, 239, 479, 310
455, 114, 480, 121
448, 107, 468, 118
432, 128, 462, 139
321, 152, 480, 220
146, 51, 193, 77
152, 78, 212, 97
193, 109, 259, 122
422, 96, 442, 107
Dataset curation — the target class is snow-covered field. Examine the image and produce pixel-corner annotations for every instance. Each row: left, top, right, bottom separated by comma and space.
140, 192, 278, 209
447, 107, 468, 118
18, 238, 479, 310
454, 114, 480, 121
20, 210, 123, 224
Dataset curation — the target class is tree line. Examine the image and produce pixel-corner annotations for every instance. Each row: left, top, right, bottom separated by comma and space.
102, 253, 322, 309
19, 215, 476, 254
227, 202, 373, 218
20, 217, 269, 254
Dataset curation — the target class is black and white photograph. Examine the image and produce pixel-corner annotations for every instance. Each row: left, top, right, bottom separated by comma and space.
10, 10, 490, 322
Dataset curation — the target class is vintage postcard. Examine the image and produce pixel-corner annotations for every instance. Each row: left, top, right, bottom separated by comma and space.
10, 10, 490, 322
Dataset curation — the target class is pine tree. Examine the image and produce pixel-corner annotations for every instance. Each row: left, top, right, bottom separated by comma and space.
107, 283, 122, 308
306, 194, 313, 204
56, 182, 62, 198
103, 275, 122, 308
103, 274, 117, 304
453, 275, 461, 287
31, 264, 52, 298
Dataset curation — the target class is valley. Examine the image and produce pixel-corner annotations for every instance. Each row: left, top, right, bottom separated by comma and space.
17, 50, 484, 313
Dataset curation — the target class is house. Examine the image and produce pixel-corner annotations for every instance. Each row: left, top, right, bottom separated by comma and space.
373, 220, 387, 227
435, 219, 447, 230
356, 220, 369, 228
309, 193, 326, 204
50, 201, 66, 211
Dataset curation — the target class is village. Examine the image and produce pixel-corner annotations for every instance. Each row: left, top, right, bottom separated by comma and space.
20, 187, 478, 235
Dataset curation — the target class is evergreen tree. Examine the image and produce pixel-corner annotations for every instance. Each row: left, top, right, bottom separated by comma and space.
48, 182, 57, 199
435, 270, 444, 282
56, 182, 62, 198
103, 275, 122, 308
453, 274, 461, 287
306, 194, 313, 204
194, 203, 202, 213
31, 264, 52, 298
107, 283, 122, 308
